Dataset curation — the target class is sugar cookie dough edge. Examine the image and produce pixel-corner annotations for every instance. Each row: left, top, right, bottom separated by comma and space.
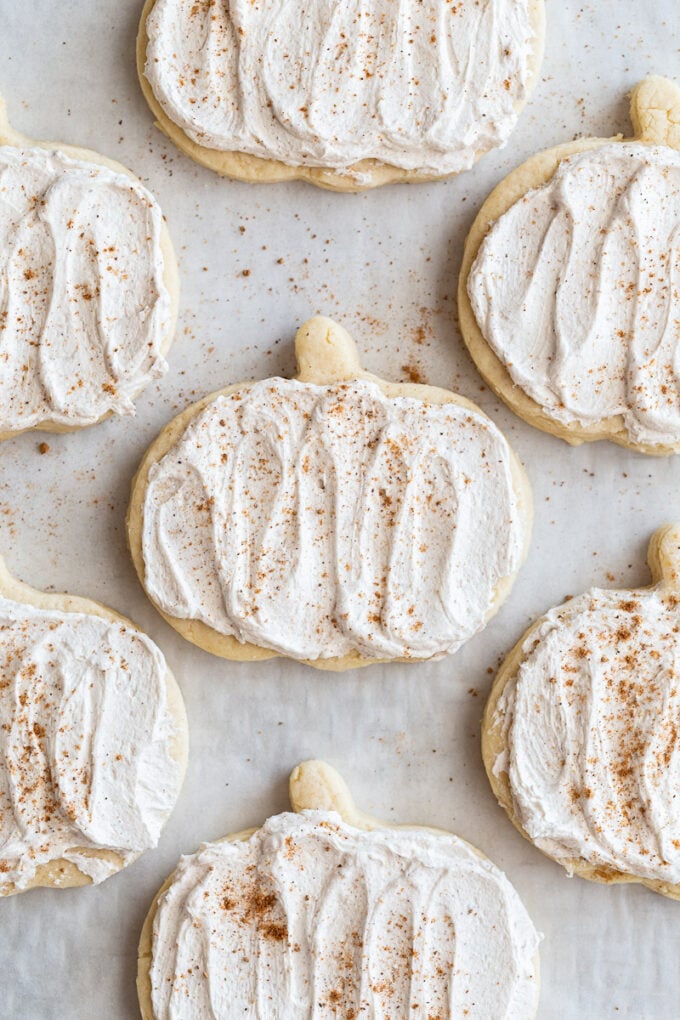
0, 98, 180, 441
458, 95, 680, 455
137, 762, 540, 1020
136, 0, 545, 192
481, 536, 680, 901
0, 556, 188, 896
126, 338, 533, 671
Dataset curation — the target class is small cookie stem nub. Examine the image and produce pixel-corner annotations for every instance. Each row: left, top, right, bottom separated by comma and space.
648, 524, 680, 589
295, 316, 362, 384
630, 76, 680, 149
289, 760, 385, 831
290, 760, 358, 816
0, 92, 10, 144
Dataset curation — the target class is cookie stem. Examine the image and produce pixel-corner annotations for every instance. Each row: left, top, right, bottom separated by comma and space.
648, 524, 680, 589
295, 316, 362, 384
0, 92, 10, 144
289, 760, 381, 829
630, 76, 680, 149
0, 93, 25, 147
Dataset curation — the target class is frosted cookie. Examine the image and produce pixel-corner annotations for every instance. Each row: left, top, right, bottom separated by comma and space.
0, 93, 179, 441
137, 0, 545, 192
483, 524, 680, 899
127, 316, 532, 670
460, 76, 680, 454
138, 760, 540, 1019
0, 556, 187, 895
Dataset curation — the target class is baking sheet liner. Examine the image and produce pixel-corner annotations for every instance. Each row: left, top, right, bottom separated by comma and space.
0, 1, 679, 1016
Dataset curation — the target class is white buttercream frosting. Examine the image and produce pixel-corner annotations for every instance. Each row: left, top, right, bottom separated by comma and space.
0, 594, 181, 890
144, 0, 537, 176
0, 145, 171, 432
468, 142, 680, 447
148, 810, 540, 1019
496, 585, 680, 883
140, 377, 526, 661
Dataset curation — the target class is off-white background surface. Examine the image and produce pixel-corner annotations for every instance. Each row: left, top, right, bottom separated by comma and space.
0, 2, 678, 1017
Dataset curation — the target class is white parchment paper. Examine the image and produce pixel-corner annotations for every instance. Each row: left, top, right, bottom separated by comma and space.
0, 1, 679, 1016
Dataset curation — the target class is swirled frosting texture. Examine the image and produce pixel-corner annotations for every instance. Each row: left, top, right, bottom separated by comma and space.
0, 594, 181, 890
0, 146, 170, 433
144, 0, 537, 176
149, 811, 539, 1019
468, 143, 680, 447
140, 377, 526, 660
496, 586, 680, 883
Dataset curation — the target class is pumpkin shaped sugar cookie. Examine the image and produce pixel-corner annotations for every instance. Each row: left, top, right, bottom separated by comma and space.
0, 556, 187, 895
0, 92, 178, 440
127, 316, 532, 670
138, 0, 545, 191
484, 524, 680, 899
138, 760, 541, 1019
460, 76, 680, 454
